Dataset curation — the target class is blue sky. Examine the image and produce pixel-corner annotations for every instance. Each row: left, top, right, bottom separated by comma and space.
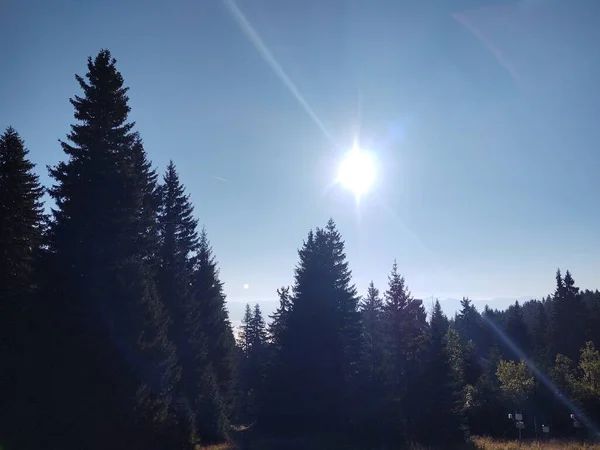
2, 0, 599, 323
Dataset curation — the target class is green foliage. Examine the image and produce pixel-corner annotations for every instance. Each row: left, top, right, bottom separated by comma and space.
552, 342, 600, 426
577, 342, 600, 395
447, 328, 466, 385
496, 360, 535, 407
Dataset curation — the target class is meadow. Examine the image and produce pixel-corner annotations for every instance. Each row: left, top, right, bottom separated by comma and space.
199, 436, 600, 450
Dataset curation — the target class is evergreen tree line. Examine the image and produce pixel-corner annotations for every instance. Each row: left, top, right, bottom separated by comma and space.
2, 49, 600, 449
238, 255, 600, 446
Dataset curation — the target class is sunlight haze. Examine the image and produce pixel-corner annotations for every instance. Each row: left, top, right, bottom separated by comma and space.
2, 0, 599, 324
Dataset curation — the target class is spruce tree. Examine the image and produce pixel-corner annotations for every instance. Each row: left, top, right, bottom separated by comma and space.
268, 286, 291, 350
360, 281, 385, 383
582, 289, 600, 346
156, 160, 222, 445
455, 297, 482, 346
531, 300, 550, 367
479, 305, 501, 357
356, 283, 388, 445
238, 304, 254, 419
269, 220, 361, 434
157, 161, 199, 346
239, 303, 253, 356
416, 300, 465, 446
192, 228, 237, 426
382, 261, 427, 443
262, 287, 292, 424
549, 269, 588, 361
242, 304, 268, 419
361, 281, 384, 341
505, 300, 531, 358
250, 304, 268, 353
46, 49, 181, 449
455, 297, 483, 384
0, 126, 45, 447
0, 126, 45, 302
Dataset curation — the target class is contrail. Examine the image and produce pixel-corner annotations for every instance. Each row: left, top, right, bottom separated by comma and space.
221, 0, 337, 147
452, 11, 524, 90
212, 176, 229, 182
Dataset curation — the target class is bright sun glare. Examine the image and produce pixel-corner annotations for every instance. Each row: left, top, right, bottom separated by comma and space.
337, 147, 377, 197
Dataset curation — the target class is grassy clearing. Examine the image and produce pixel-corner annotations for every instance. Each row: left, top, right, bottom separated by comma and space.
197, 445, 233, 450
472, 436, 600, 450
197, 434, 600, 450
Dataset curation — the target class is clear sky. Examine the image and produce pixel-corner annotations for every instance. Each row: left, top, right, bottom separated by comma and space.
2, 0, 599, 323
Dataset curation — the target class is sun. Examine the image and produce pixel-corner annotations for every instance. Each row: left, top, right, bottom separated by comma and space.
337, 146, 377, 197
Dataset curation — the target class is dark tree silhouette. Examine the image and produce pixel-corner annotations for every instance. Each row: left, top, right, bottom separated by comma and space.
156, 160, 228, 444
382, 261, 427, 444
266, 220, 361, 435
44, 49, 182, 450
238, 304, 268, 420
549, 269, 588, 362
192, 228, 237, 436
505, 300, 531, 358
0, 127, 45, 448
416, 300, 466, 446
268, 286, 292, 350
360, 281, 386, 383
455, 297, 482, 346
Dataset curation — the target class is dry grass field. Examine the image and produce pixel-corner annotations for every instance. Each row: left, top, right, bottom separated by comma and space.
198, 437, 600, 450
195, 428, 600, 450
471, 437, 600, 450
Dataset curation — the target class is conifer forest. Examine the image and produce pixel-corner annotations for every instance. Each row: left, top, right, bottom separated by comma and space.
2, 50, 600, 450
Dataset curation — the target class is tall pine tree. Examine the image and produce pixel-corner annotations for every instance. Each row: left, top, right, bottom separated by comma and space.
455, 297, 482, 346
0, 127, 45, 448
45, 49, 181, 449
267, 220, 361, 434
157, 160, 199, 351
238, 304, 268, 420
239, 304, 253, 356
549, 269, 588, 362
360, 281, 385, 383
192, 228, 237, 431
0, 126, 44, 304
416, 300, 466, 446
382, 261, 427, 444
505, 300, 531, 358
531, 299, 550, 367
156, 160, 228, 445
268, 286, 291, 350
